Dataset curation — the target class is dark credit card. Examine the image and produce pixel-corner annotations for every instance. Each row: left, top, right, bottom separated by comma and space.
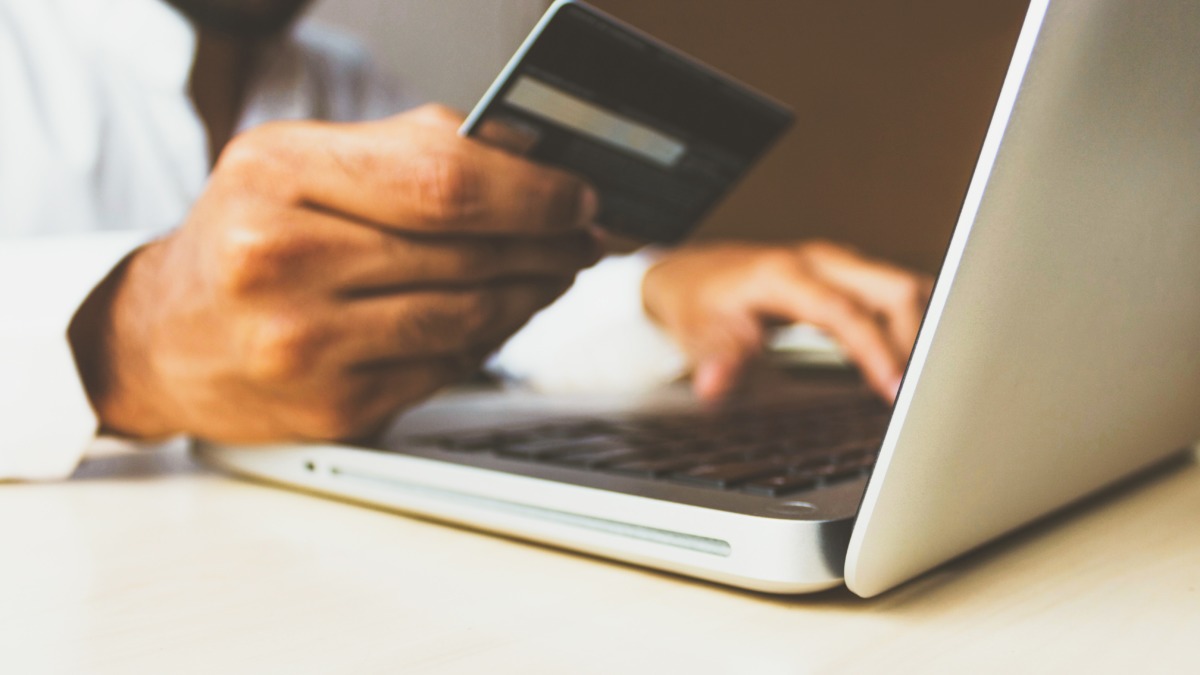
459, 0, 794, 244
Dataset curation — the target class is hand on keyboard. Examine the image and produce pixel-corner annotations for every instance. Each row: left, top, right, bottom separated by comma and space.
641, 241, 933, 402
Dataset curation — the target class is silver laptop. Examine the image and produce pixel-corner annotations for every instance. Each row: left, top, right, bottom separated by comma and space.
195, 0, 1200, 598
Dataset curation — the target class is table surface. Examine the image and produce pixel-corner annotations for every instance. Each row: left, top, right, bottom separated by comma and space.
3, 442, 1198, 675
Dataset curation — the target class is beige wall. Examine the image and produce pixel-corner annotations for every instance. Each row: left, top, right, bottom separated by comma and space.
306, 0, 549, 111
588, 0, 1029, 272
308, 0, 1030, 272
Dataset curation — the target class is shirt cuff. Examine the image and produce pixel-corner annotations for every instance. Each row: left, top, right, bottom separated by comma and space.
487, 249, 689, 395
0, 232, 154, 481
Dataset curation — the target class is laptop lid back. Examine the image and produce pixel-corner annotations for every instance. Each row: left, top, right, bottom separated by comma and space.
845, 0, 1200, 597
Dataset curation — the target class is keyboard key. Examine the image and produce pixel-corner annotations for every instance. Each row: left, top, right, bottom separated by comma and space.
413, 433, 498, 452
524, 420, 617, 439
545, 444, 647, 468
608, 456, 701, 478
496, 436, 614, 460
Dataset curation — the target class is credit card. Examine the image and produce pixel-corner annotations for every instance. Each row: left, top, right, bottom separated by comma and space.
460, 0, 794, 244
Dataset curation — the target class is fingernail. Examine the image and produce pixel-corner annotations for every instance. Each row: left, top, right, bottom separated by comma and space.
890, 377, 903, 401
694, 360, 727, 401
578, 187, 600, 226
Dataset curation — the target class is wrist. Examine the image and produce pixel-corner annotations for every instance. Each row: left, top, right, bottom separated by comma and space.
68, 245, 177, 439
637, 246, 673, 328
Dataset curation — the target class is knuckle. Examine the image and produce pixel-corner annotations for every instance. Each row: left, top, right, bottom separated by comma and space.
755, 249, 800, 281
215, 226, 275, 296
216, 123, 298, 186
409, 151, 484, 224
213, 132, 263, 177
411, 103, 463, 127
243, 314, 324, 383
796, 239, 843, 262
212, 124, 310, 208
214, 221, 294, 296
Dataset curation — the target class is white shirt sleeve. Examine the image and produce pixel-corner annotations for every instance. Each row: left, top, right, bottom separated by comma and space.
0, 232, 152, 481
488, 250, 690, 395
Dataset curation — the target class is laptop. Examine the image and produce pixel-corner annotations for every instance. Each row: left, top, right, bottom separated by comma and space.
195, 0, 1200, 598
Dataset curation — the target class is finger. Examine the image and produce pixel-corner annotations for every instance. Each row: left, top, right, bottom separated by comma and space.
800, 243, 926, 354
339, 229, 600, 295
333, 280, 572, 365
797, 242, 932, 359
271, 207, 599, 294
686, 318, 764, 401
753, 269, 904, 401
472, 118, 542, 155
403, 102, 468, 130
694, 356, 743, 402
217, 107, 599, 236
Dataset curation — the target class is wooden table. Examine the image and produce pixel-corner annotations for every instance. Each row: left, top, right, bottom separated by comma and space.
3, 442, 1198, 674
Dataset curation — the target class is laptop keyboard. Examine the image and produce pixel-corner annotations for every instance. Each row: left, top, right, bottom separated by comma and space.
406, 395, 891, 498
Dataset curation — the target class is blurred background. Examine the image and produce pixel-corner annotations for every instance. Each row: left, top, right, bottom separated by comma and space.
308, 0, 1029, 273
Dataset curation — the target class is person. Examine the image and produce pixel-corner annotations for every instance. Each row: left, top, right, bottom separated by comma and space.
0, 0, 932, 481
